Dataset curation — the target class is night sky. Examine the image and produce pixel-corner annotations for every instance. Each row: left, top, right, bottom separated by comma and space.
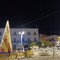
0, 1, 60, 35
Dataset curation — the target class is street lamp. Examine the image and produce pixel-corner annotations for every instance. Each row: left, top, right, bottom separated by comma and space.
18, 31, 25, 51
19, 31, 25, 44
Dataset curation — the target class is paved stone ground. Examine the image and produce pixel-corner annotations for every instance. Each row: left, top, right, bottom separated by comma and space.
0, 55, 60, 60
19, 56, 60, 60
15, 56, 60, 60
10, 55, 60, 60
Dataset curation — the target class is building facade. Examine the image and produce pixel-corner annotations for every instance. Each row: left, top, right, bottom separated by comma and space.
40, 34, 60, 46
0, 28, 39, 50
44, 35, 57, 46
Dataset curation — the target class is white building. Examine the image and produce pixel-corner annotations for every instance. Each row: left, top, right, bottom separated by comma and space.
0, 28, 39, 50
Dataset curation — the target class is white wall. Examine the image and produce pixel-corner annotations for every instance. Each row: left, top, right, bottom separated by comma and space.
0, 28, 39, 50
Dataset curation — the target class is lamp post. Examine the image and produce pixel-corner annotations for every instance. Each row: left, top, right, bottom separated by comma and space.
18, 31, 25, 51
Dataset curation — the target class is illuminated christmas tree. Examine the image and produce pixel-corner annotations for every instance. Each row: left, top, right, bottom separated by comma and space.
1, 20, 12, 52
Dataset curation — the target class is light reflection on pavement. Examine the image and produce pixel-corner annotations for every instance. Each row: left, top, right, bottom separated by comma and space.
0, 54, 60, 60
14, 56, 60, 60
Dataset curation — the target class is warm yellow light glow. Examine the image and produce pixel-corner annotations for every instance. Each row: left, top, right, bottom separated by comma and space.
59, 37, 60, 38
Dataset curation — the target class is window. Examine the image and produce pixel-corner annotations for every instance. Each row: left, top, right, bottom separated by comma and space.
34, 38, 37, 42
14, 38, 16, 42
34, 32, 37, 35
49, 39, 51, 41
13, 32, 17, 35
52, 38, 54, 41
0, 32, 2, 35
27, 32, 31, 35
